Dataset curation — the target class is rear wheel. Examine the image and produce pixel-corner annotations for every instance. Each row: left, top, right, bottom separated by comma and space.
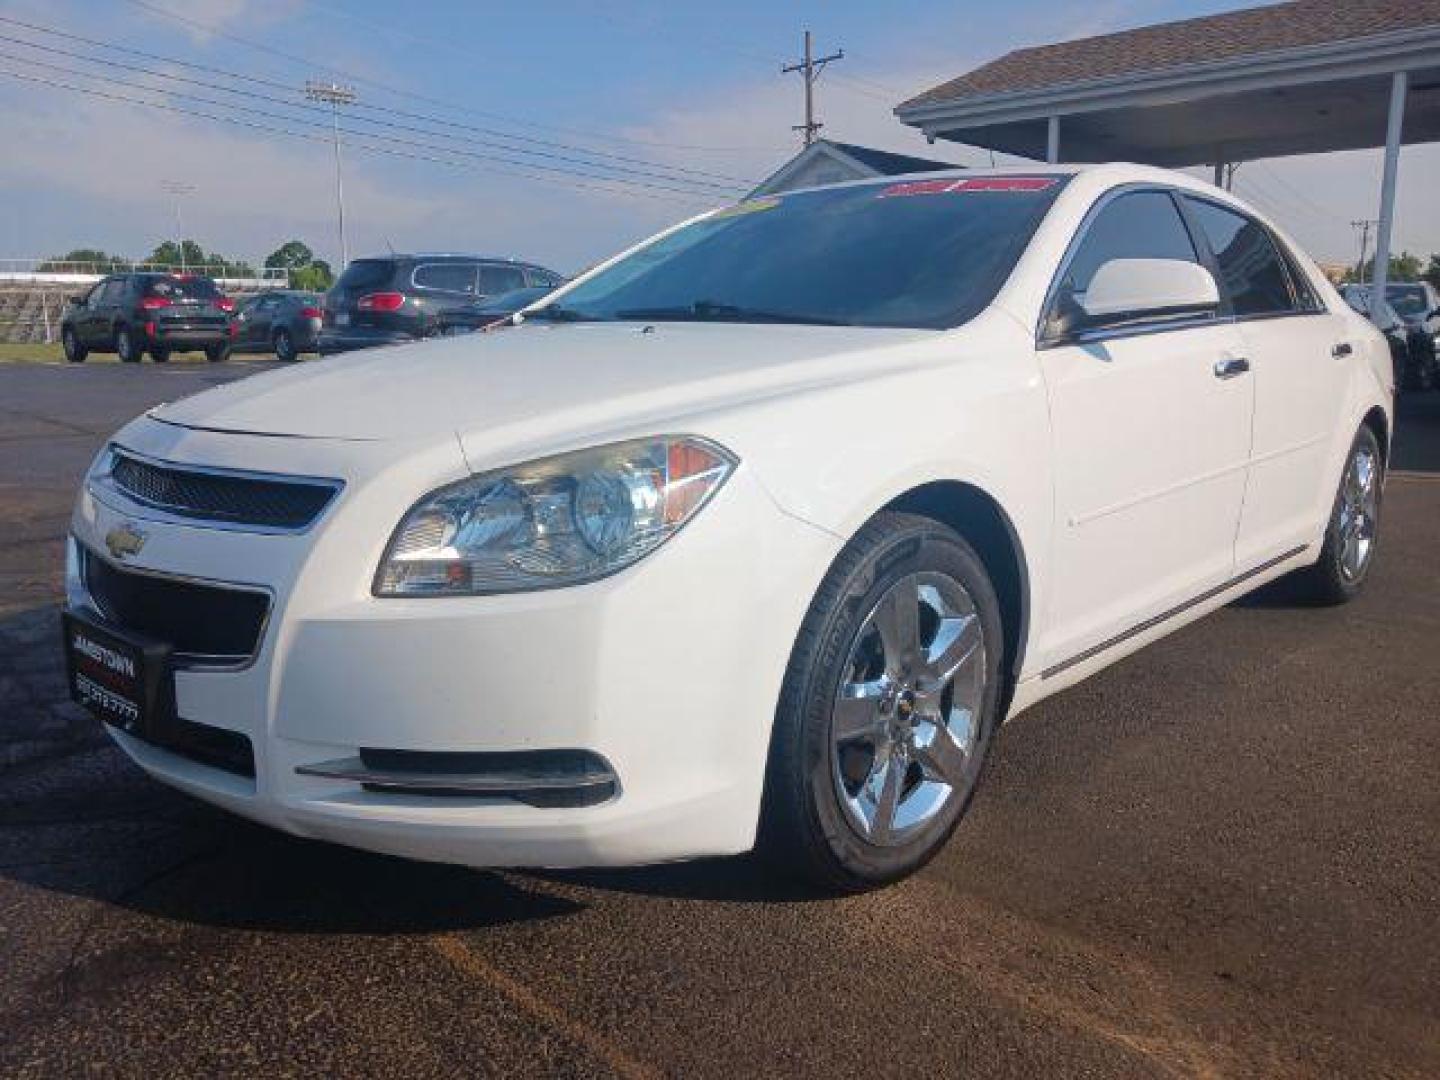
62, 327, 86, 363
273, 328, 296, 362
150, 348, 170, 363
115, 325, 141, 363
1291, 426, 1383, 604
761, 512, 1003, 892
205, 343, 230, 363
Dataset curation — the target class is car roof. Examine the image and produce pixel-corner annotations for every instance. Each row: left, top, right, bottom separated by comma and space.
350, 253, 550, 268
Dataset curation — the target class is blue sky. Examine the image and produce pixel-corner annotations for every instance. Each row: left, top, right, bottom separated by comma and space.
1, 0, 1436, 273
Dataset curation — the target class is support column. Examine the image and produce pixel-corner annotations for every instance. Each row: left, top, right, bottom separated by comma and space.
1372, 70, 1408, 301
1046, 116, 1060, 164
1213, 159, 1225, 187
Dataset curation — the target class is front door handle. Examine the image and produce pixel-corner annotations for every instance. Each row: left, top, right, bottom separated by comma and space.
1214, 356, 1250, 379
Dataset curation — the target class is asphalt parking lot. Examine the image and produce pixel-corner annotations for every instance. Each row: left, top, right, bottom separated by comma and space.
1, 360, 1437, 1078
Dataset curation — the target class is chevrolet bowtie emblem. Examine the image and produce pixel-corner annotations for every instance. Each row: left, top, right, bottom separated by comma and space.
104, 522, 148, 560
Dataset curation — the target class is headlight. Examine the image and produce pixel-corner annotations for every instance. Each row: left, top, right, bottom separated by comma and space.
374, 435, 736, 596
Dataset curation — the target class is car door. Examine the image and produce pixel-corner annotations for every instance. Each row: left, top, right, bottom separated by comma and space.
1180, 196, 1353, 568
250, 294, 279, 345
1037, 188, 1255, 670
75, 280, 109, 345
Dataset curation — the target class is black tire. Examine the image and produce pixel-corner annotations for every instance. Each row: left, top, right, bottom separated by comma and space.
150, 348, 170, 363
1290, 426, 1383, 605
760, 511, 1005, 892
115, 325, 141, 363
61, 327, 86, 363
273, 328, 296, 362
205, 343, 230, 363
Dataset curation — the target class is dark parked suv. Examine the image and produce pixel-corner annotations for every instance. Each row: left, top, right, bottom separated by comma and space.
61, 273, 235, 363
318, 254, 563, 354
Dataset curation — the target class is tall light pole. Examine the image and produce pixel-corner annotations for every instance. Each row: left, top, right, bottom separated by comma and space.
160, 179, 195, 271
305, 80, 357, 269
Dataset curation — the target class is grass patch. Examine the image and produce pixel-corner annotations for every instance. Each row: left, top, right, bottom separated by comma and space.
0, 343, 222, 364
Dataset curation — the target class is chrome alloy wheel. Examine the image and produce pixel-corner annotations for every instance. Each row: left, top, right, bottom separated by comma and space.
830, 572, 986, 847
1337, 441, 1380, 581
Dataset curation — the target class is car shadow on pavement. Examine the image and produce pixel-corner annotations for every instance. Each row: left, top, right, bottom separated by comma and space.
1390, 390, 1440, 474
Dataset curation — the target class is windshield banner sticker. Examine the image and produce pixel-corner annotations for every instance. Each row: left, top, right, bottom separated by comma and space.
712, 197, 781, 219
879, 177, 1058, 198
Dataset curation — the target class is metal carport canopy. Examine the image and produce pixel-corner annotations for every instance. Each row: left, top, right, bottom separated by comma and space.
894, 0, 1440, 296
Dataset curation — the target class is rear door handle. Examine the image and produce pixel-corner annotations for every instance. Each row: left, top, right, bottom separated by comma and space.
1214, 356, 1250, 379
1332, 342, 1354, 358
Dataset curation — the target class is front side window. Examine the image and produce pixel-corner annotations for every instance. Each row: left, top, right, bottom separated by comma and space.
413, 262, 478, 294
1183, 198, 1296, 318
1044, 189, 1202, 337
543, 177, 1068, 330
480, 265, 527, 295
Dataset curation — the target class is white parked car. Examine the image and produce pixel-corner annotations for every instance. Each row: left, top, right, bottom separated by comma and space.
64, 165, 1392, 890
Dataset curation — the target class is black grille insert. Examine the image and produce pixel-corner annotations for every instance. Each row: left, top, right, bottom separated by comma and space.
114, 714, 256, 778
110, 449, 339, 530
83, 550, 270, 663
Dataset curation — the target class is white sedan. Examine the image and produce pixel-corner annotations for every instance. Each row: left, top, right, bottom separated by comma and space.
63, 165, 1391, 890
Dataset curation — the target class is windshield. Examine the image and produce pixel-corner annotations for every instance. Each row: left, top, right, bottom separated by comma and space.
543, 176, 1068, 330
1386, 284, 1432, 319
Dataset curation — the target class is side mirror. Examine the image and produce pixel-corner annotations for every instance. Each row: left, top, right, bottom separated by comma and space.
1075, 258, 1219, 331
67, 295, 84, 307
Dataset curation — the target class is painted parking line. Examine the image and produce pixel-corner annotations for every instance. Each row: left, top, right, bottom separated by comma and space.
431, 934, 660, 1080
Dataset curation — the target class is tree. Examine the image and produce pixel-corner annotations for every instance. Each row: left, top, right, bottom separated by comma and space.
1346, 250, 1424, 284
146, 240, 253, 277
39, 248, 127, 272
289, 260, 334, 291
264, 240, 316, 271
1424, 254, 1440, 291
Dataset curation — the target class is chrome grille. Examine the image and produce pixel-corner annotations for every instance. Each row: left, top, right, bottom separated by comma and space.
109, 449, 340, 531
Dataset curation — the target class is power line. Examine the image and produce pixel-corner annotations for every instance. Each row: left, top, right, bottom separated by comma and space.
118, 0, 773, 164
0, 67, 714, 207
0, 50, 745, 200
0, 30, 745, 195
0, 12, 758, 187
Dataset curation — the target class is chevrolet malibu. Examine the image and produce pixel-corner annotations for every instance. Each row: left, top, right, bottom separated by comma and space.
63, 165, 1392, 890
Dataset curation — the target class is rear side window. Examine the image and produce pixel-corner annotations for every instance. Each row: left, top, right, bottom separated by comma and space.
1182, 198, 1296, 317
335, 259, 394, 292
413, 262, 478, 294
526, 268, 562, 288
480, 265, 527, 295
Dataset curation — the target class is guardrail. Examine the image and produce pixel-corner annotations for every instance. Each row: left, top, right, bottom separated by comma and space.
0, 259, 289, 288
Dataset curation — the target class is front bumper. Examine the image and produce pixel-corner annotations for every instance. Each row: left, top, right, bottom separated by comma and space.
69, 418, 838, 868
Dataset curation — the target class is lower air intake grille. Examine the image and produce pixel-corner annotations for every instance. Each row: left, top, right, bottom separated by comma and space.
83, 548, 270, 663
110, 448, 339, 530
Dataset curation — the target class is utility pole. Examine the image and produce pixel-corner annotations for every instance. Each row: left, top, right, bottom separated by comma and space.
305, 80, 358, 269
160, 179, 195, 271
1351, 219, 1377, 284
782, 31, 843, 147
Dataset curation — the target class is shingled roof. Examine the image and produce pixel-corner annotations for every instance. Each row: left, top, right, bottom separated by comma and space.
901, 0, 1440, 108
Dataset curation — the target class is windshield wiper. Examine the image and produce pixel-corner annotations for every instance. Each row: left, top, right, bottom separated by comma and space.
523, 304, 607, 323
613, 300, 850, 326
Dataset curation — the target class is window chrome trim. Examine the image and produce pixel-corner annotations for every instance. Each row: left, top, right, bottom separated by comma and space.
409, 260, 479, 295
74, 540, 275, 672
91, 445, 344, 535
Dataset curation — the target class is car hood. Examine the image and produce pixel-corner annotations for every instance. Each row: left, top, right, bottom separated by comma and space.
151, 320, 941, 461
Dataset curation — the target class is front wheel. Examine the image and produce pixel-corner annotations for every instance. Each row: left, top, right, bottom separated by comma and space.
62, 327, 86, 363
1291, 426, 1383, 604
761, 512, 1004, 892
